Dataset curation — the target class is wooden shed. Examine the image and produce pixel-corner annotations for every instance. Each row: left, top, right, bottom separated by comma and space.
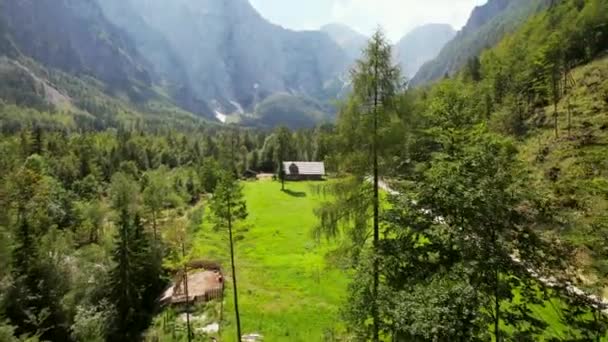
282, 161, 325, 181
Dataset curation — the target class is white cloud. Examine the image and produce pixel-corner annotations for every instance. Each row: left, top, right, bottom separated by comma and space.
331, 0, 487, 41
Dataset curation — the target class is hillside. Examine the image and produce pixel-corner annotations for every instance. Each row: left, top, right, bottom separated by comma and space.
411, 0, 551, 86
247, 93, 333, 129
438, 0, 608, 294
517, 56, 608, 289
394, 23, 456, 79
0, 54, 207, 131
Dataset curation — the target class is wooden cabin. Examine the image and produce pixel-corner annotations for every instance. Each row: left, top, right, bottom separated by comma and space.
282, 161, 325, 181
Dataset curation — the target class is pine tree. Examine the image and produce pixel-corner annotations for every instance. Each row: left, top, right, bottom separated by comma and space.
107, 207, 140, 342
315, 28, 402, 341
5, 166, 71, 341
210, 171, 248, 341
107, 173, 161, 341
273, 126, 292, 191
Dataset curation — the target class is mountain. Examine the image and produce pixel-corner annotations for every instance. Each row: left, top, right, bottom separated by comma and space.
0, 0, 154, 96
0, 0, 351, 126
411, 0, 552, 86
98, 0, 349, 118
394, 24, 456, 79
321, 23, 368, 62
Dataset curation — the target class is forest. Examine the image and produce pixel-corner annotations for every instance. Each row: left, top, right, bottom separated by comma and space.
1, 0, 608, 341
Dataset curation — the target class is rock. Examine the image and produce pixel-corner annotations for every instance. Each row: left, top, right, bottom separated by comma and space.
242, 333, 263, 341
199, 322, 219, 334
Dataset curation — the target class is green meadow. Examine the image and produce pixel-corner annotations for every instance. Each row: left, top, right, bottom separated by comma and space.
190, 180, 349, 341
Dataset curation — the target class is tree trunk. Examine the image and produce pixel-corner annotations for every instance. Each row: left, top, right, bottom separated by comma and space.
554, 103, 559, 139
567, 97, 572, 138
553, 71, 559, 139
182, 242, 192, 342
152, 211, 158, 241
228, 193, 242, 340
492, 228, 500, 342
372, 42, 380, 342
494, 268, 500, 342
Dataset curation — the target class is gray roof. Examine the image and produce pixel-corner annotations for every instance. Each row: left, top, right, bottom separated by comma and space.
283, 161, 325, 176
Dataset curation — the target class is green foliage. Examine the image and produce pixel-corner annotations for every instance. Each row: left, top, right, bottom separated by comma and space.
249, 93, 333, 129
70, 305, 109, 342
143, 166, 182, 238
107, 173, 164, 341
210, 172, 248, 232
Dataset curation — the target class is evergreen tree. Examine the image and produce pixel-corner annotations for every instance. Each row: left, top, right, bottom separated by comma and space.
107, 173, 161, 341
4, 165, 71, 341
315, 28, 402, 341
273, 126, 292, 191
210, 171, 248, 341
363, 127, 567, 340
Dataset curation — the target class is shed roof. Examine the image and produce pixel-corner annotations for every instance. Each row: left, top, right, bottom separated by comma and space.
283, 161, 325, 175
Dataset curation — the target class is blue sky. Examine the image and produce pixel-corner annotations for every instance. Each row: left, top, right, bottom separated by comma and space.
249, 0, 488, 41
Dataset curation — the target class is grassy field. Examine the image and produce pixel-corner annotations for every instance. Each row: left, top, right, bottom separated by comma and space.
148, 177, 606, 341
187, 180, 349, 341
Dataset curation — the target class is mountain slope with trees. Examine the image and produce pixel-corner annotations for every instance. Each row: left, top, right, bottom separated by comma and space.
411, 0, 552, 86
316, 0, 608, 340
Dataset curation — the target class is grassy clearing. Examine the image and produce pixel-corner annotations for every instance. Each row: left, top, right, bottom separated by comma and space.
188, 180, 349, 341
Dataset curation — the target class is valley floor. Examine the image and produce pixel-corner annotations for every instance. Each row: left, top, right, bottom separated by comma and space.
149, 178, 606, 341
153, 180, 349, 341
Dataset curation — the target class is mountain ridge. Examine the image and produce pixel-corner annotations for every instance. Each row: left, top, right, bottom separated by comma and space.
321, 23, 368, 62
411, 0, 552, 86
394, 23, 456, 79
100, 0, 349, 118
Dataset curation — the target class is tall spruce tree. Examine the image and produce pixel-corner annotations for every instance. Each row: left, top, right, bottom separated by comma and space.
5, 161, 71, 342
314, 28, 402, 341
273, 126, 292, 191
107, 172, 161, 342
210, 171, 248, 341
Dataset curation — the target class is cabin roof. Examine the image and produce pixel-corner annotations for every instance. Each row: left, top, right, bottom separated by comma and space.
283, 161, 325, 175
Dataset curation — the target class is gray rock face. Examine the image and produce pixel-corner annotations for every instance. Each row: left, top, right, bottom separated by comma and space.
99, 0, 349, 114
394, 24, 456, 79
0, 0, 153, 91
1, 0, 349, 122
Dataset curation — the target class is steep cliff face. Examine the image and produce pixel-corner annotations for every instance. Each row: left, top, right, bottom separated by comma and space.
100, 0, 348, 114
394, 24, 456, 79
0, 0, 351, 125
0, 0, 153, 91
411, 0, 552, 86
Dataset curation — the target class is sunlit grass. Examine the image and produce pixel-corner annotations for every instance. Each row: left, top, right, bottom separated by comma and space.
190, 180, 349, 341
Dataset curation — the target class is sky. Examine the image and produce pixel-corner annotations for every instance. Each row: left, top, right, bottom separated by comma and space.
249, 0, 488, 41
